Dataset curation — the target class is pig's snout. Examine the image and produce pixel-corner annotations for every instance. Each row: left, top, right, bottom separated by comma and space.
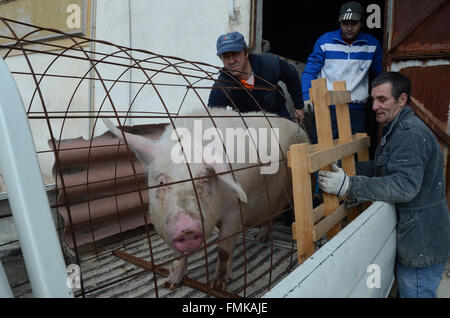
172, 231, 203, 254
170, 214, 204, 254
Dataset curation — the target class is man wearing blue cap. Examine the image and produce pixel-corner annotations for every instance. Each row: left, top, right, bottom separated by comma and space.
301, 1, 383, 143
208, 31, 305, 121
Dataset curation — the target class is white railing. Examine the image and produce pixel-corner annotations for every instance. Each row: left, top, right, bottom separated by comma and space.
0, 57, 73, 298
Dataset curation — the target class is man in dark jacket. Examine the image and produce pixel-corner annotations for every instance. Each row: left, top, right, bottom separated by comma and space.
208, 31, 304, 121
318, 72, 450, 298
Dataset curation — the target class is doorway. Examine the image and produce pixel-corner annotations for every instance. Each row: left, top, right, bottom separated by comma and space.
261, 0, 385, 156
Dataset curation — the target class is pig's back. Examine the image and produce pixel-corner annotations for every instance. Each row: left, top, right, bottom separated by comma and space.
174, 108, 307, 225
174, 107, 308, 146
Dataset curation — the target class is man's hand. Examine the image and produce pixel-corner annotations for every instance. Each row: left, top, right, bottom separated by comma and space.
294, 108, 305, 121
318, 163, 349, 197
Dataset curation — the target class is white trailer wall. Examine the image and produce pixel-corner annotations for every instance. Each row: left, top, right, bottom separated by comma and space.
263, 201, 397, 298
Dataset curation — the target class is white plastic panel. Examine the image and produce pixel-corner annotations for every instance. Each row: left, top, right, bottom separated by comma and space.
0, 57, 73, 298
263, 201, 396, 298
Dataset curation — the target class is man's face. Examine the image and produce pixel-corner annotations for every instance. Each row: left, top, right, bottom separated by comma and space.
219, 50, 249, 80
340, 20, 362, 41
371, 83, 407, 125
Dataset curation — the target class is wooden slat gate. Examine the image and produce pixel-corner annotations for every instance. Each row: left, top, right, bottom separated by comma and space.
288, 78, 371, 265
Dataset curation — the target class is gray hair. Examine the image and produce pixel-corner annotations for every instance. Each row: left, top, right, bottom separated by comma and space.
372, 72, 411, 104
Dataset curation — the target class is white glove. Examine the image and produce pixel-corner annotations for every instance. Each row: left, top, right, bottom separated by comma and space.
318, 163, 349, 197
304, 100, 314, 113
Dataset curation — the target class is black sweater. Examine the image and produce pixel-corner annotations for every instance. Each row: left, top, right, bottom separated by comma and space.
207, 53, 303, 115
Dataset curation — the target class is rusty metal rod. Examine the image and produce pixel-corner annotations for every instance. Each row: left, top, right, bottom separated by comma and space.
112, 249, 242, 298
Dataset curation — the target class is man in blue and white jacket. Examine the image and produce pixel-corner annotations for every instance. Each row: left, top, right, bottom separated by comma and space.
301, 1, 383, 143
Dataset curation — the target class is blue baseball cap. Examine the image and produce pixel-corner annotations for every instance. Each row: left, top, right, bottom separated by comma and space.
216, 31, 247, 56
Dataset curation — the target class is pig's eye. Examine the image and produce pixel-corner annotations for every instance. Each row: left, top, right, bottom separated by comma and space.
200, 177, 209, 185
156, 175, 167, 186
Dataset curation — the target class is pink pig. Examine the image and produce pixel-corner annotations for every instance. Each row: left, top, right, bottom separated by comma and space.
103, 107, 309, 290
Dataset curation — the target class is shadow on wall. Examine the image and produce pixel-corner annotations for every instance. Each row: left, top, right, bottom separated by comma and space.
0, 172, 6, 193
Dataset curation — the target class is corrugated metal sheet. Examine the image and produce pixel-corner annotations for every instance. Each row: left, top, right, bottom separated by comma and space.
51, 123, 166, 249
386, 0, 450, 203
389, 0, 450, 58
401, 66, 450, 124
386, 0, 450, 120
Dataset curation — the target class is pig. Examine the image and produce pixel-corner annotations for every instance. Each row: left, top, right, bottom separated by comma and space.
102, 107, 309, 290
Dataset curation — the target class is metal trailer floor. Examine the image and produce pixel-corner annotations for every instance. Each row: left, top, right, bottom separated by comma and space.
7, 221, 450, 298
8, 221, 299, 298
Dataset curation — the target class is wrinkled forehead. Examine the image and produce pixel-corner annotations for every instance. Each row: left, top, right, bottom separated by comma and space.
220, 50, 246, 60
371, 82, 394, 99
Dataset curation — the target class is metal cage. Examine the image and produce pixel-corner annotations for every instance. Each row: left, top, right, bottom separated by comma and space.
0, 18, 303, 298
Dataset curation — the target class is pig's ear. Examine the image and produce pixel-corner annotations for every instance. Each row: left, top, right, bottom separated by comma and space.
102, 118, 162, 165
208, 162, 248, 203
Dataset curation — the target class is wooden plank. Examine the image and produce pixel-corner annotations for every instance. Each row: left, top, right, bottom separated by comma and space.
334, 81, 352, 146
327, 90, 352, 106
289, 143, 315, 265
291, 204, 325, 240
334, 81, 358, 222
308, 136, 357, 154
311, 78, 341, 239
312, 204, 325, 224
313, 203, 349, 241
307, 136, 370, 173
310, 86, 351, 105
312, 78, 333, 147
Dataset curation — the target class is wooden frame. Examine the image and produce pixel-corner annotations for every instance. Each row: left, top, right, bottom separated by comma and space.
288, 78, 370, 265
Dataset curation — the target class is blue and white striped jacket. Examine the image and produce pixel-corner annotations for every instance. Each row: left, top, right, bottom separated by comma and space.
301, 29, 383, 107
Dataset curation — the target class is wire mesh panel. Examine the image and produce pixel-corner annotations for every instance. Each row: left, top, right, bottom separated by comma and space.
0, 17, 308, 298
